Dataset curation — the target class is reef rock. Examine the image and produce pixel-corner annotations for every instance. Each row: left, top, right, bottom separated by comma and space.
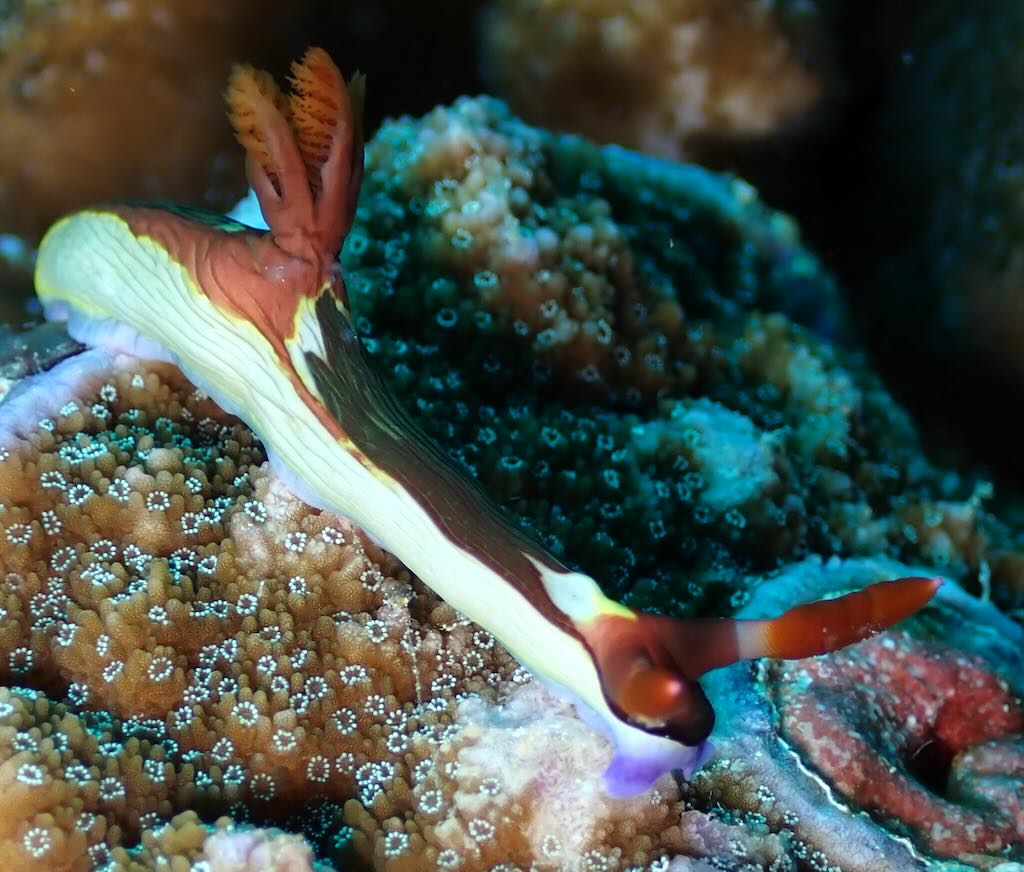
3, 92, 1024, 870
342, 95, 1024, 617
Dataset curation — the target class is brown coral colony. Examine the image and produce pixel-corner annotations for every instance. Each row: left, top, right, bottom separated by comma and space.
0, 362, 528, 868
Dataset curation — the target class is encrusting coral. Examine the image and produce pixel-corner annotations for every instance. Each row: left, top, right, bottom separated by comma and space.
1, 352, 1021, 870
479, 0, 836, 162
0, 351, 724, 870
0, 354, 526, 869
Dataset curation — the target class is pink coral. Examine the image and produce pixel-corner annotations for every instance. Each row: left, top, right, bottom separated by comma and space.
692, 556, 1024, 870
769, 630, 1024, 858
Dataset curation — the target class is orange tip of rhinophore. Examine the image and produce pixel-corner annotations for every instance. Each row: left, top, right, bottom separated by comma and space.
884, 575, 943, 621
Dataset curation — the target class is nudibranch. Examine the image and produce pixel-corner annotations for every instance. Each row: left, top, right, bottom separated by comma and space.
33, 48, 941, 796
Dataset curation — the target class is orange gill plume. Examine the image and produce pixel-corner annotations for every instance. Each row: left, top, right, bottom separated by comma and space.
288, 47, 365, 200
580, 576, 942, 747
225, 47, 364, 266
225, 64, 291, 196
288, 46, 366, 256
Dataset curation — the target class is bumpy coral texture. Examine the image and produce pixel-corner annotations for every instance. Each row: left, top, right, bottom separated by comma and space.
480, 0, 834, 161
771, 632, 1024, 858
342, 96, 1023, 619
7, 358, 1018, 871
0, 356, 707, 871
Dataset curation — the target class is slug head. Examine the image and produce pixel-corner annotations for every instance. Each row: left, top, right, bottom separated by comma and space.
580, 575, 941, 745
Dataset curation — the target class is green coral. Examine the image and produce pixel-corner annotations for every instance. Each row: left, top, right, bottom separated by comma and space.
342, 96, 1003, 616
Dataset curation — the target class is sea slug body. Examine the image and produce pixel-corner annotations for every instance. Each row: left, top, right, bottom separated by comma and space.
32, 47, 940, 796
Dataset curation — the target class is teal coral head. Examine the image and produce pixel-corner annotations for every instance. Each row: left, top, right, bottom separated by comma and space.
31, 47, 943, 797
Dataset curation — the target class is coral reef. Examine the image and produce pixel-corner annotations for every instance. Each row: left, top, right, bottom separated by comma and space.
2, 352, 1020, 869
771, 635, 1023, 858
38, 45, 947, 803
5, 88, 1024, 870
0, 350, 695, 870
0, 0, 313, 240
480, 0, 836, 162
